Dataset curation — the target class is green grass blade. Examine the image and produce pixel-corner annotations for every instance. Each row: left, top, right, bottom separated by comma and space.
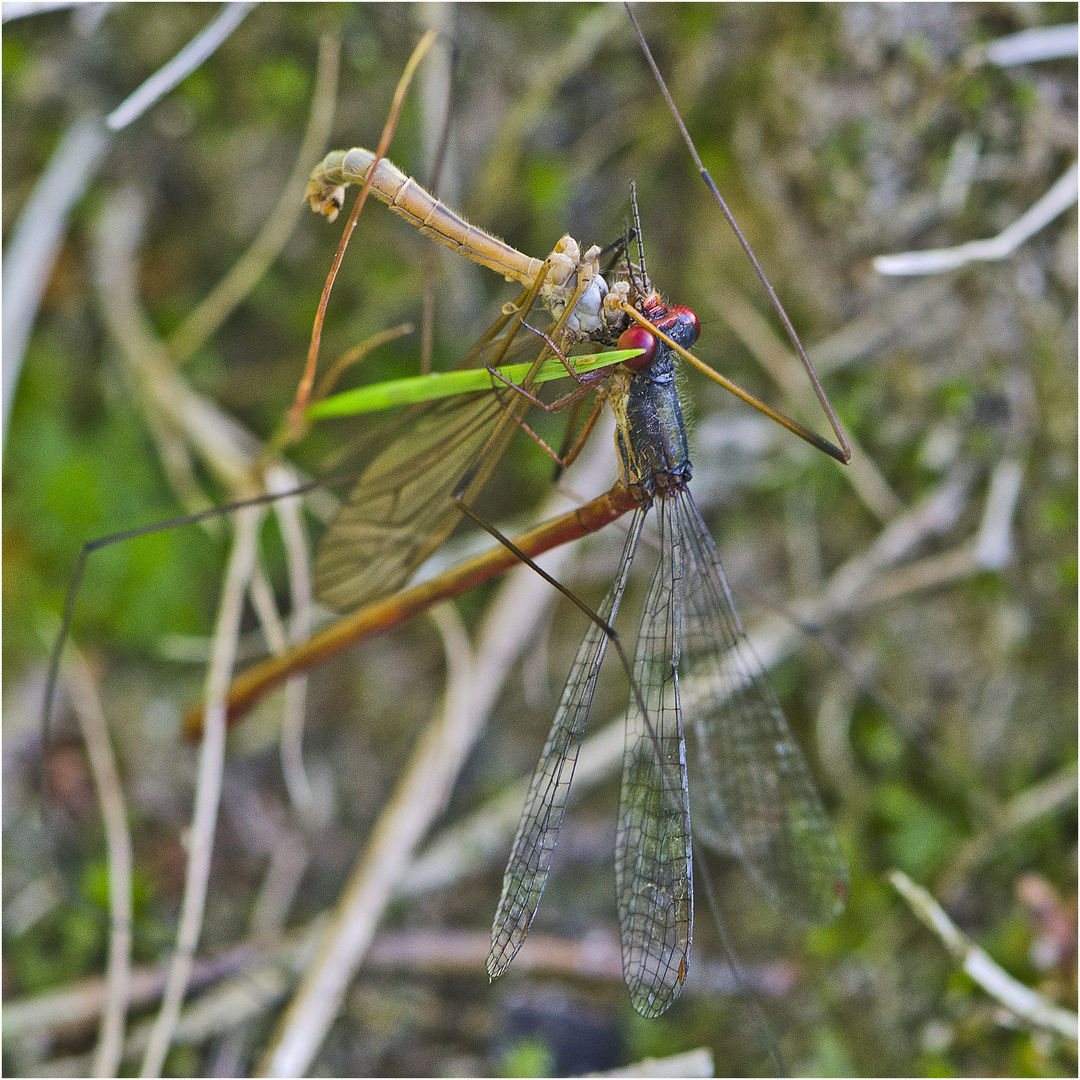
305, 347, 641, 420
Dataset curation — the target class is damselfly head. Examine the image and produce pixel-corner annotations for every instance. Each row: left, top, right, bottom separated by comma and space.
617, 298, 701, 371
661, 305, 701, 347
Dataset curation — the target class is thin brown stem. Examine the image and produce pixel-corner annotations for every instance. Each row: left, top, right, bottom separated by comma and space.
184, 483, 639, 737
287, 30, 438, 438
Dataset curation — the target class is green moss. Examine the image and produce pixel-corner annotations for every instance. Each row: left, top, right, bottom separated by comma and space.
496, 1037, 556, 1078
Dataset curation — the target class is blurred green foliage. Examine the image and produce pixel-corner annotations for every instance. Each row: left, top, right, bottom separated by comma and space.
497, 1036, 557, 1079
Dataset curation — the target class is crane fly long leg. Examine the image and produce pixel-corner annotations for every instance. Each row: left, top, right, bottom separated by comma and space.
616, 301, 848, 464
624, 3, 851, 463
677, 489, 848, 923
488, 509, 648, 980
615, 497, 693, 1018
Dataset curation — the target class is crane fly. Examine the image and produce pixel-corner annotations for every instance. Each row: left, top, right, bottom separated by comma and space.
305, 148, 641, 614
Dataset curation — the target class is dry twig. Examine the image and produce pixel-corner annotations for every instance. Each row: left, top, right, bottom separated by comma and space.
61, 650, 134, 1078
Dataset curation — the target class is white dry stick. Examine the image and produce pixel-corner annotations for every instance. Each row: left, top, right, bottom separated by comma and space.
248, 562, 289, 655
938, 133, 981, 215
807, 277, 953, 377
2, 118, 108, 430
589, 1047, 715, 1078
874, 162, 1078, 276
95, 189, 261, 493
265, 465, 317, 823
105, 3, 254, 130
256, 600, 474, 1078
889, 870, 1079, 1041
2, 918, 327, 1044
240, 480, 317, 823
139, 504, 263, 1078
817, 461, 975, 612
258, 422, 618, 1078
983, 24, 1079, 66
858, 541, 984, 610
249, 827, 311, 942
94, 177, 321, 825
1000, 769, 1079, 838
244, 557, 318, 820
2, 1, 87, 19
973, 458, 1025, 570
3, 3, 255, 430
852, 447, 1021, 606
41, 922, 326, 1077
62, 649, 135, 1079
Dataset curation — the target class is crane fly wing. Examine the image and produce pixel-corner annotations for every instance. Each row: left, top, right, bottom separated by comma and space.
677, 490, 848, 924
313, 274, 568, 614
616, 499, 693, 1019
488, 510, 647, 979
313, 391, 511, 612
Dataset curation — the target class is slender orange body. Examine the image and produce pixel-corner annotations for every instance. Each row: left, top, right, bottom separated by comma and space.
308, 147, 545, 285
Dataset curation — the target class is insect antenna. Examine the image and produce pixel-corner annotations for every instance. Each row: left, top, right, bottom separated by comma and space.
628, 180, 651, 297
597, 230, 633, 278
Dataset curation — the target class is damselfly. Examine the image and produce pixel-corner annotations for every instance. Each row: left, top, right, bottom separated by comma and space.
487, 236, 849, 1018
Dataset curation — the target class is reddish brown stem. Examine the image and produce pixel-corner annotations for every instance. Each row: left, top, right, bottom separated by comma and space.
184, 484, 638, 737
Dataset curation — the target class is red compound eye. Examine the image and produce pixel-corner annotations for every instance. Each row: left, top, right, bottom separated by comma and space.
667, 305, 701, 344
617, 324, 657, 371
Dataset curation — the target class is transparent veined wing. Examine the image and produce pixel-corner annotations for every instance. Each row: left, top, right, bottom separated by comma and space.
488, 510, 647, 979
314, 274, 580, 614
677, 489, 848, 925
314, 389, 520, 612
615, 498, 693, 1018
